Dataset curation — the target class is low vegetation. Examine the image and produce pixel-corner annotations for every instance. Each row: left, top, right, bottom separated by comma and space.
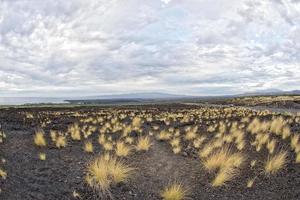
2, 102, 299, 198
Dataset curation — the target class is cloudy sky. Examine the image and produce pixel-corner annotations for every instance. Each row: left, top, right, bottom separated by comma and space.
0, 0, 300, 97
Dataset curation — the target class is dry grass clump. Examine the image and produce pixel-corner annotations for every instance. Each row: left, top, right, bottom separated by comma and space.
55, 134, 67, 148
132, 117, 142, 130
184, 126, 198, 141
69, 123, 81, 141
0, 168, 7, 180
84, 141, 94, 153
161, 183, 188, 200
270, 117, 286, 135
136, 136, 152, 151
85, 156, 134, 196
296, 153, 300, 163
199, 139, 223, 158
266, 139, 276, 154
247, 177, 256, 188
212, 167, 237, 187
173, 146, 181, 154
193, 136, 206, 149
157, 130, 172, 141
34, 130, 47, 147
282, 126, 291, 140
50, 130, 57, 142
170, 138, 180, 147
202, 147, 245, 187
115, 141, 131, 157
202, 147, 245, 171
265, 151, 288, 174
39, 153, 46, 161
103, 142, 114, 151
291, 134, 300, 151
125, 137, 134, 144
0, 131, 6, 143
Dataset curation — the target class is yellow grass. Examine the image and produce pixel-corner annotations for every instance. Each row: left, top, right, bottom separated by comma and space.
296, 153, 300, 163
115, 141, 131, 157
86, 156, 134, 195
98, 134, 106, 145
50, 130, 57, 142
185, 130, 197, 141
39, 153, 46, 161
170, 138, 180, 147
250, 160, 256, 168
265, 151, 287, 174
157, 130, 172, 141
125, 137, 134, 144
212, 167, 236, 187
282, 126, 291, 140
0, 169, 7, 180
84, 141, 94, 153
193, 136, 206, 149
132, 117, 142, 128
55, 135, 67, 148
33, 130, 46, 147
161, 183, 187, 200
136, 136, 152, 151
173, 146, 181, 154
291, 134, 299, 150
247, 178, 256, 188
267, 139, 276, 154
69, 123, 81, 141
202, 147, 245, 171
103, 142, 113, 151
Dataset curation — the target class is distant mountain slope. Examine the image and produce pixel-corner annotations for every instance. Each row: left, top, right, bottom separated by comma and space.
76, 92, 192, 100
241, 89, 300, 96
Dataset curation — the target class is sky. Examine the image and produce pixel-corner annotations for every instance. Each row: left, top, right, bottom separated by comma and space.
0, 0, 300, 97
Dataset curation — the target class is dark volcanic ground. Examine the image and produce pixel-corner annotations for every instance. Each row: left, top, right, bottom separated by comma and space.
0, 105, 299, 200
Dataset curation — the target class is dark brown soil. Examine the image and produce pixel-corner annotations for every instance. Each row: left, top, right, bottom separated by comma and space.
0, 105, 300, 200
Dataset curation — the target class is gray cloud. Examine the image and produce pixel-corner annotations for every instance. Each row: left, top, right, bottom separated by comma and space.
0, 0, 300, 97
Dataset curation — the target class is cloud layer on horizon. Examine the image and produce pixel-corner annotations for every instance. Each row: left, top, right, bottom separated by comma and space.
1, 0, 300, 97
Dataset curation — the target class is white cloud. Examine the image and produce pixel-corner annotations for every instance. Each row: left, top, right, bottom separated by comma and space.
0, 0, 300, 97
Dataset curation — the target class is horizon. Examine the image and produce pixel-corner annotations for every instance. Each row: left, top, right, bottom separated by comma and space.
1, 0, 300, 97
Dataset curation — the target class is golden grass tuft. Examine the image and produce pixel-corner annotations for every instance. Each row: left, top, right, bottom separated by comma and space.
84, 141, 94, 153
161, 183, 188, 200
267, 139, 276, 154
0, 169, 7, 180
250, 160, 256, 168
33, 130, 46, 147
296, 153, 300, 163
193, 136, 206, 149
291, 134, 299, 150
202, 147, 245, 171
125, 137, 134, 144
136, 136, 152, 151
247, 177, 256, 188
103, 142, 114, 151
202, 147, 245, 187
69, 123, 81, 141
115, 141, 131, 157
184, 129, 197, 141
86, 156, 134, 196
55, 135, 67, 148
170, 138, 180, 147
282, 126, 291, 140
39, 153, 46, 161
173, 146, 181, 154
157, 130, 172, 141
265, 151, 288, 174
50, 130, 57, 142
212, 167, 237, 187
